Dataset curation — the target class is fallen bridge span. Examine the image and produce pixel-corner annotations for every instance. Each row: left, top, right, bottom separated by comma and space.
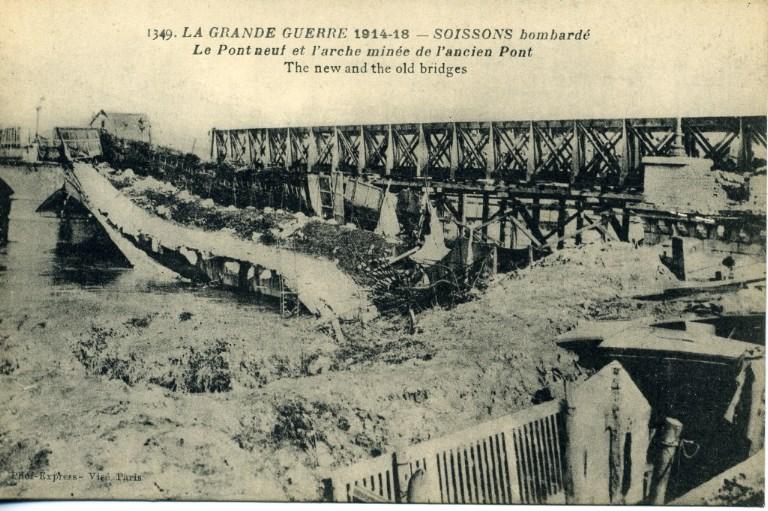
56, 162, 375, 321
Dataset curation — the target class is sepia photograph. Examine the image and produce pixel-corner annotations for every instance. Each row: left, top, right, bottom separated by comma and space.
0, 0, 766, 506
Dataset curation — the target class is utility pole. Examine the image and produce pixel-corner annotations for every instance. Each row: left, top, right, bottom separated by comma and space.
35, 97, 45, 141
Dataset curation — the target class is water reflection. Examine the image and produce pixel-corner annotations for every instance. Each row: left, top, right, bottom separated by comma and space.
51, 217, 132, 287
0, 188, 134, 296
0, 179, 11, 246
0, 168, 278, 322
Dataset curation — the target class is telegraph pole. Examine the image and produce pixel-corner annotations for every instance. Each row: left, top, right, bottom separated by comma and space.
35, 97, 45, 141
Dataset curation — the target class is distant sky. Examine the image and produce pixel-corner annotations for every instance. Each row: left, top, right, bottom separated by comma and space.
0, 0, 766, 157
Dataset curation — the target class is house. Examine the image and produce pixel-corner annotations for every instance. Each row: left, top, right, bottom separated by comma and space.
89, 110, 151, 143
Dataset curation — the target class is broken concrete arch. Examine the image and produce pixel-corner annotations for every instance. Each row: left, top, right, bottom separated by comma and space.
51, 163, 375, 321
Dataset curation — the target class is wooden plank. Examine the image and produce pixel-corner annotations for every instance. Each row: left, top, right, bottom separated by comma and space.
436, 452, 446, 502
351, 485, 390, 503
526, 121, 536, 180
483, 438, 495, 502
465, 445, 476, 503
442, 450, 453, 503
514, 428, 530, 502
486, 122, 495, 179
481, 192, 490, 238
529, 421, 545, 501
522, 425, 538, 502
533, 419, 550, 498
545, 414, 561, 491
507, 215, 543, 247
497, 434, 510, 502
453, 449, 463, 503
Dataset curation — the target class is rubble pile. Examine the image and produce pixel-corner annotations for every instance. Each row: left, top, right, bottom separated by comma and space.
520, 241, 680, 299
716, 171, 750, 202
288, 221, 399, 279
644, 158, 767, 215
138, 190, 293, 240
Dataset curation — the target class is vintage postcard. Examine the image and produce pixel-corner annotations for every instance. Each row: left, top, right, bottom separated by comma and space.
0, 0, 765, 506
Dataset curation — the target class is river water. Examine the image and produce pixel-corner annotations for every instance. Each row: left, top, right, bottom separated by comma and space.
0, 165, 275, 316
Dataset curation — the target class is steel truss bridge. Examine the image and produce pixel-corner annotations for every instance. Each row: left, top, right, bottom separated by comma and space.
209, 116, 765, 253
211, 116, 765, 187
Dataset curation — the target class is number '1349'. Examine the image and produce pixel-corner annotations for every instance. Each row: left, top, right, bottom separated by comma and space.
147, 29, 174, 40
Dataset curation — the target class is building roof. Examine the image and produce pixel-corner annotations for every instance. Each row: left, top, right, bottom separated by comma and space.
90, 110, 151, 132
557, 319, 762, 363
0, 178, 13, 197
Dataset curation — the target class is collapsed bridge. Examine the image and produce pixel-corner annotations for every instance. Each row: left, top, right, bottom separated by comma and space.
26, 114, 766, 316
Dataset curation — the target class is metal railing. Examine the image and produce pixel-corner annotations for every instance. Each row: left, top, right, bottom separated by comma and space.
0, 126, 22, 149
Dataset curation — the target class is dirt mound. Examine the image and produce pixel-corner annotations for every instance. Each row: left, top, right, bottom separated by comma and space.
148, 340, 232, 393
505, 241, 678, 301
232, 393, 393, 485
0, 435, 52, 488
403, 242, 681, 420
125, 187, 293, 240
72, 305, 339, 394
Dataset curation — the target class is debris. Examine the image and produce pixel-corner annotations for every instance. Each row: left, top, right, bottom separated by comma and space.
374, 190, 400, 240
648, 418, 686, 504
307, 355, 333, 376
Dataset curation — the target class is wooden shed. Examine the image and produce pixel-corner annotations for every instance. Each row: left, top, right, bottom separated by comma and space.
89, 110, 151, 143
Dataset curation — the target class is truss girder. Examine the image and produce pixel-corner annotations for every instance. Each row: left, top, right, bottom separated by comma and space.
210, 116, 765, 190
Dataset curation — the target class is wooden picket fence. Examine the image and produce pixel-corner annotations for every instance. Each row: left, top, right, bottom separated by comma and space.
325, 399, 565, 504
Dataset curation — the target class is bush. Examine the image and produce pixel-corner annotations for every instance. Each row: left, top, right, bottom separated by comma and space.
182, 340, 232, 393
